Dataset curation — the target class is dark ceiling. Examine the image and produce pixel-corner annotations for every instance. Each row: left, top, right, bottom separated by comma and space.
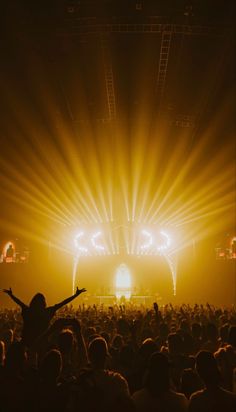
0, 0, 235, 238
1, 0, 234, 128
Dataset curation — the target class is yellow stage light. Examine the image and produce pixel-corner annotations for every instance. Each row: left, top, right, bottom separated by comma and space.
115, 263, 132, 300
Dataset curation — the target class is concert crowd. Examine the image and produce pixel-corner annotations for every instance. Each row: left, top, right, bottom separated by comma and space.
0, 287, 236, 411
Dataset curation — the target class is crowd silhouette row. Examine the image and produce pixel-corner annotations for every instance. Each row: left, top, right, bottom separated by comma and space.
0, 287, 236, 411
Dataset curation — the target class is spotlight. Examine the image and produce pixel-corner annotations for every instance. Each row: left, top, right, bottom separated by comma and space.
115, 263, 132, 300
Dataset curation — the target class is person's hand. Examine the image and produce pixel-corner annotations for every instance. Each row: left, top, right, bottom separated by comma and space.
130, 319, 139, 336
153, 302, 158, 312
75, 287, 86, 296
3, 288, 13, 296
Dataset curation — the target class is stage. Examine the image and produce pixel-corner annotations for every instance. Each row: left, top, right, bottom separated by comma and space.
0, 243, 235, 307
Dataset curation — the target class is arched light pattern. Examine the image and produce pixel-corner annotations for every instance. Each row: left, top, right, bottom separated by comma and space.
115, 263, 132, 299
74, 232, 88, 253
157, 231, 171, 252
72, 227, 172, 255
91, 231, 105, 251
140, 230, 153, 249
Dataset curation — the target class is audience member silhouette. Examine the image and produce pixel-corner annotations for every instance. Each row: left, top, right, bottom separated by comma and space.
1, 328, 14, 351
3, 287, 86, 347
180, 368, 203, 399
202, 322, 219, 353
133, 338, 158, 392
228, 325, 236, 349
189, 350, 236, 412
191, 322, 202, 354
0, 341, 28, 411
132, 352, 188, 411
69, 337, 133, 412
40, 349, 70, 411
0, 340, 5, 371
56, 318, 88, 381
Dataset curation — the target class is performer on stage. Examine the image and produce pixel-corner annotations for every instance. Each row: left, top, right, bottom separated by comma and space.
5, 243, 14, 258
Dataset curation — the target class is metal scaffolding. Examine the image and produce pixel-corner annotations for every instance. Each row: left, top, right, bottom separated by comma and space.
62, 19, 229, 37
100, 33, 116, 121
156, 28, 172, 106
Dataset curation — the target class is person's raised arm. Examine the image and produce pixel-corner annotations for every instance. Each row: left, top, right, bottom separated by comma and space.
3, 288, 27, 310
53, 287, 86, 311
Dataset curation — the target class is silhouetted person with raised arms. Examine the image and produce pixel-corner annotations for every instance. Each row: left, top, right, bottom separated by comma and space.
3, 287, 86, 347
